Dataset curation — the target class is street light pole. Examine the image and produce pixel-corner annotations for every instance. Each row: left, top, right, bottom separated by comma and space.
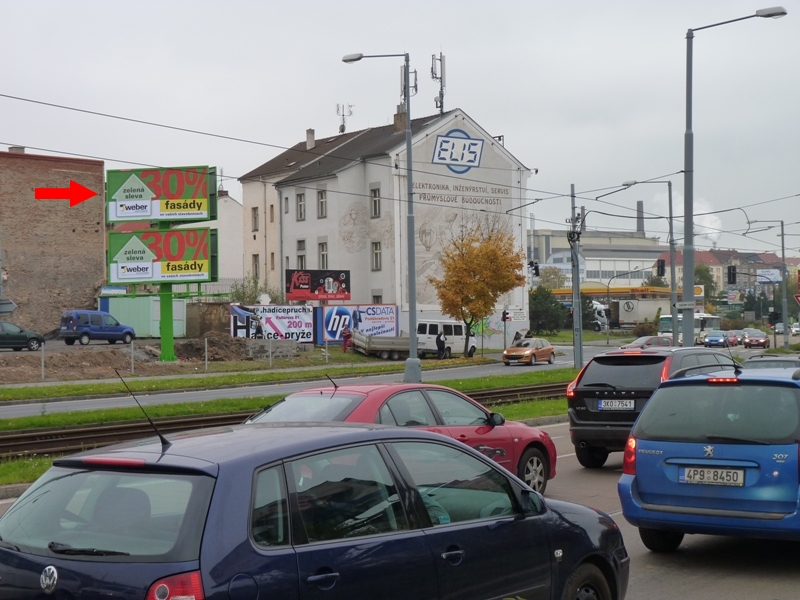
750, 219, 790, 349
343, 51, 421, 382
683, 6, 787, 350
621, 180, 678, 343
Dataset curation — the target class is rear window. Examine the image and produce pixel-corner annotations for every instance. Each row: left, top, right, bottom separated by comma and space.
579, 355, 667, 389
633, 382, 800, 444
247, 393, 364, 423
0, 467, 214, 562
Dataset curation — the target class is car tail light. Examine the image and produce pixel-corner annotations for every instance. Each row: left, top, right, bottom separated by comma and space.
622, 436, 636, 475
707, 378, 739, 384
82, 457, 146, 467
566, 363, 589, 399
661, 356, 672, 382
146, 571, 204, 600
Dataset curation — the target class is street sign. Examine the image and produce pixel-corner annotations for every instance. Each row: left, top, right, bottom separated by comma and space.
674, 301, 695, 309
0, 299, 17, 317
794, 294, 800, 306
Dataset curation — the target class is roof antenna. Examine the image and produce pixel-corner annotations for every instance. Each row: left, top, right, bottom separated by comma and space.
431, 52, 446, 115
336, 103, 354, 133
325, 374, 339, 391
115, 369, 171, 449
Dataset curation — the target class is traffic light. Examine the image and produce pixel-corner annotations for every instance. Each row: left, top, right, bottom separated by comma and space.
501, 310, 509, 322
727, 265, 736, 285
656, 259, 666, 277
528, 261, 540, 276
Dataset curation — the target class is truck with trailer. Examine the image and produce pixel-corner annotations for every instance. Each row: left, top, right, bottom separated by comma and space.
609, 298, 672, 330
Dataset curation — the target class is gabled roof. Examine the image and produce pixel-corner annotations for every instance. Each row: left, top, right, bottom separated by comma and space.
274, 111, 456, 186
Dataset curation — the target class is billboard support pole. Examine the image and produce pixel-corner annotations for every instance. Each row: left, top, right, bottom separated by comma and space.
158, 222, 176, 362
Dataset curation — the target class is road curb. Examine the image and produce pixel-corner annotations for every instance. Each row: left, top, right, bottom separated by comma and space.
520, 414, 569, 427
0, 483, 30, 500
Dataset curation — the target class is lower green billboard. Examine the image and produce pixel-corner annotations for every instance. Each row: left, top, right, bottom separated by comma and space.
108, 229, 217, 284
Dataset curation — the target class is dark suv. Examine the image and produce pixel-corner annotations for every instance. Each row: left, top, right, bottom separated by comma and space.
567, 347, 739, 468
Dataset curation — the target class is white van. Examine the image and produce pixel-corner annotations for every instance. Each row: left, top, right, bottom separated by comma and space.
416, 320, 477, 358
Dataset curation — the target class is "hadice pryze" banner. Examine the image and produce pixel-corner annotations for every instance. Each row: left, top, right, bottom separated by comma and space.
230, 305, 313, 342
285, 270, 350, 301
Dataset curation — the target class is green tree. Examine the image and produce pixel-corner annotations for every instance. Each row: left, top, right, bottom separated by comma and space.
229, 273, 284, 305
580, 293, 597, 331
644, 274, 668, 287
529, 287, 566, 335
429, 215, 526, 356
694, 264, 717, 303
537, 266, 567, 290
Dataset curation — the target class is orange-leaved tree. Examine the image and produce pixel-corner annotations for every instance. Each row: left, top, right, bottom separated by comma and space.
428, 215, 526, 356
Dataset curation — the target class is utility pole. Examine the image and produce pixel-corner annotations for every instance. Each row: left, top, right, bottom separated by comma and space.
568, 184, 583, 368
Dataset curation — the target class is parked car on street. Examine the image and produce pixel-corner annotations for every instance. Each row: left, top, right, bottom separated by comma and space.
0, 423, 630, 600
245, 383, 557, 494
567, 347, 740, 468
775, 322, 785, 335
732, 329, 745, 344
619, 367, 800, 553
703, 330, 730, 348
58, 309, 135, 345
0, 321, 45, 351
792, 323, 800, 336
502, 337, 555, 366
618, 336, 673, 350
725, 331, 739, 346
743, 329, 770, 348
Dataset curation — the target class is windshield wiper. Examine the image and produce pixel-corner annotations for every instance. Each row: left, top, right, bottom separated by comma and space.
706, 434, 769, 445
583, 383, 618, 390
48, 541, 129, 556
0, 536, 19, 551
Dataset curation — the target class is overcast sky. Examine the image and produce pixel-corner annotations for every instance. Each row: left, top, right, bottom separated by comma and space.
3, 0, 799, 257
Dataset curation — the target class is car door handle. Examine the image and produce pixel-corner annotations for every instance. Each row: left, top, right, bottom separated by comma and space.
440, 550, 465, 560
307, 572, 340, 584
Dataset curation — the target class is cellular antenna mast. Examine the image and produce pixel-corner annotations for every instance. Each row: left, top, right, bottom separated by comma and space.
431, 53, 446, 114
336, 103, 354, 133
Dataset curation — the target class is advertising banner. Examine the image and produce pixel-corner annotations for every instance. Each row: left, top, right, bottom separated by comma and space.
320, 305, 399, 342
230, 305, 314, 341
285, 269, 351, 301
107, 166, 213, 222
108, 229, 213, 284
757, 268, 782, 284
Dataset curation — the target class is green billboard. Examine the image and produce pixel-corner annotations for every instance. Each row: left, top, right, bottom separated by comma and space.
107, 229, 218, 284
106, 166, 217, 223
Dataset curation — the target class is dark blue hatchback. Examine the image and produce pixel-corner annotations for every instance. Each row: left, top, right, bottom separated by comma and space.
619, 368, 800, 552
0, 423, 629, 600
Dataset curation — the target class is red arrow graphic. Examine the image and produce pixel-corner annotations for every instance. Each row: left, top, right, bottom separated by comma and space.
34, 181, 98, 207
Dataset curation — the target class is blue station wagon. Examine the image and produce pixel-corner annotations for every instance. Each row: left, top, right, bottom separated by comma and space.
619, 368, 800, 552
0, 423, 629, 599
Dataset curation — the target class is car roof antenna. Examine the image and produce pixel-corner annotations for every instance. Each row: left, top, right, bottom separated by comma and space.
325, 374, 339, 394
115, 369, 171, 450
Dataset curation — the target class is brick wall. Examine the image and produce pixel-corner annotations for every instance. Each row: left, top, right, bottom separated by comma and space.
0, 150, 106, 333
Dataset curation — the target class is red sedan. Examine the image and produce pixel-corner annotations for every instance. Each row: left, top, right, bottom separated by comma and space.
245, 382, 557, 494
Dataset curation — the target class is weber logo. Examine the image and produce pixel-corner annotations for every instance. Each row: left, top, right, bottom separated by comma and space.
117, 201, 151, 216
118, 263, 153, 279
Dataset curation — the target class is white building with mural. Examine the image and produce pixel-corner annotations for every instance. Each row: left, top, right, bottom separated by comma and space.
241, 108, 531, 336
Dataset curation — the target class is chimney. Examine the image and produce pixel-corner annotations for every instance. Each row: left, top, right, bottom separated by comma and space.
636, 201, 645, 234
8, 146, 25, 154
393, 103, 407, 132
306, 128, 315, 150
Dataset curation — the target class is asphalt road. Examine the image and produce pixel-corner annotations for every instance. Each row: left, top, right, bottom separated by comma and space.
540, 420, 800, 600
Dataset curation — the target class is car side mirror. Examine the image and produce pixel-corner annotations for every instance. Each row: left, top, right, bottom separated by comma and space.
520, 489, 544, 515
488, 412, 505, 426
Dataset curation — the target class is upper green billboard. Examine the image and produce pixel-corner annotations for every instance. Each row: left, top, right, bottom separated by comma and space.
106, 166, 216, 223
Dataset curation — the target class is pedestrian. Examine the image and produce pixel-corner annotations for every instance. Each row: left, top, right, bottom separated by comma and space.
436, 330, 447, 359
254, 320, 264, 339
513, 330, 522, 343
342, 326, 352, 353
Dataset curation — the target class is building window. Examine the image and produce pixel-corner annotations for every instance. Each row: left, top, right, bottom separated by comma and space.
601, 270, 613, 279
553, 257, 563, 264
296, 194, 305, 221
319, 242, 328, 269
586, 270, 600, 279
270, 204, 275, 223
297, 240, 306, 252
284, 197, 289, 214
297, 255, 306, 269
270, 252, 275, 271
371, 188, 381, 218
372, 295, 383, 304
285, 256, 289, 269
317, 190, 327, 219
251, 207, 259, 232
371, 242, 382, 271
252, 255, 260, 280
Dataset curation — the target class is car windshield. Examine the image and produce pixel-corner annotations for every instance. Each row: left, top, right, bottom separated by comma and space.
707, 331, 725, 337
247, 393, 364, 423
628, 337, 652, 345
512, 339, 536, 348
0, 467, 214, 562
633, 382, 800, 444
749, 330, 766, 337
579, 355, 667, 389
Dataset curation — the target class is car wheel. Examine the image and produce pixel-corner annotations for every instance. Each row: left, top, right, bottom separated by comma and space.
389, 350, 401, 361
379, 350, 390, 360
529, 355, 536, 366
64, 338, 75, 346
639, 527, 684, 553
122, 333, 133, 345
560, 563, 612, 600
548, 353, 555, 364
79, 333, 90, 346
517, 447, 548, 494
503, 361, 510, 367
575, 445, 608, 469
27, 339, 41, 351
